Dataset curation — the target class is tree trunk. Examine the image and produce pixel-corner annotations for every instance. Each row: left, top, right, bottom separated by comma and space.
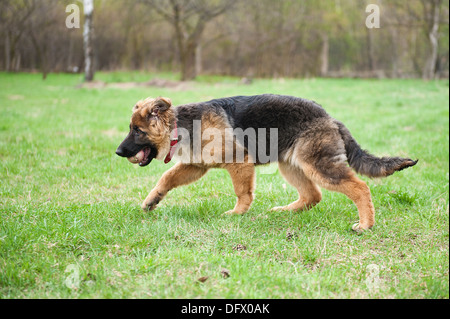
67, 34, 74, 72
195, 42, 202, 76
366, 28, 376, 72
390, 26, 399, 78
171, 2, 188, 80
181, 40, 198, 81
178, 24, 205, 81
422, 0, 441, 80
14, 52, 21, 72
320, 33, 329, 77
29, 29, 47, 80
83, 0, 94, 82
5, 32, 11, 71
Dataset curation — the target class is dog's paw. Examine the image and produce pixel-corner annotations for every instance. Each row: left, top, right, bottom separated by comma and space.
222, 209, 247, 216
142, 190, 164, 212
270, 206, 286, 212
352, 222, 373, 234
222, 210, 237, 216
141, 198, 159, 211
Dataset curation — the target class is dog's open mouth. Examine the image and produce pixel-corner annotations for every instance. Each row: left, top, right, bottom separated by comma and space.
127, 147, 153, 167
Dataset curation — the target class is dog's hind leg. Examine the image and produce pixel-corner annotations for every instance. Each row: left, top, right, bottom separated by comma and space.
142, 163, 208, 211
271, 161, 322, 212
222, 161, 256, 215
301, 161, 375, 232
288, 119, 375, 231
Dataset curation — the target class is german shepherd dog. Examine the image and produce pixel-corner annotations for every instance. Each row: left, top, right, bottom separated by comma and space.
116, 95, 417, 231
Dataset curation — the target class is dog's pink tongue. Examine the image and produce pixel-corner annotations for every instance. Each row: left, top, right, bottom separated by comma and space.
127, 150, 145, 164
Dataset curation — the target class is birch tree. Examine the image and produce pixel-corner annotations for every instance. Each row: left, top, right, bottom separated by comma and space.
83, 0, 94, 81
422, 0, 443, 79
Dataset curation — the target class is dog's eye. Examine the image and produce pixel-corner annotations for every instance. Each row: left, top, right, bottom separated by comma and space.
134, 127, 146, 136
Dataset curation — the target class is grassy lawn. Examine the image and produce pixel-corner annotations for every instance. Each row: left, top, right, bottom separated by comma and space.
0, 72, 448, 299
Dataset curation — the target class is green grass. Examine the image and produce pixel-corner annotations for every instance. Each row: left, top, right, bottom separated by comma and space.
0, 72, 448, 298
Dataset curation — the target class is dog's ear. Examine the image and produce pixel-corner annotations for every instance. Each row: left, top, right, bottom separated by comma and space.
153, 97, 172, 113
142, 97, 172, 120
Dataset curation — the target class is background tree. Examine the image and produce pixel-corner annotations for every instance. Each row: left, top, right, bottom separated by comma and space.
421, 0, 444, 79
27, 0, 60, 79
0, 0, 36, 72
83, 0, 94, 82
141, 0, 237, 81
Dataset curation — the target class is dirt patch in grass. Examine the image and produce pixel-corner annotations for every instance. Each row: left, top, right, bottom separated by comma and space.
77, 78, 192, 90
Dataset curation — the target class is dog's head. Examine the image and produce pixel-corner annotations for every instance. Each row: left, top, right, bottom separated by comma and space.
116, 97, 174, 167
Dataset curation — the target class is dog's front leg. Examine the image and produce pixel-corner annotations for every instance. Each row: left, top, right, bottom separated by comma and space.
142, 163, 208, 211
222, 162, 256, 215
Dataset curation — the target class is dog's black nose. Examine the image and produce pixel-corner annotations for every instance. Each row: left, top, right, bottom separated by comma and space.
116, 147, 125, 157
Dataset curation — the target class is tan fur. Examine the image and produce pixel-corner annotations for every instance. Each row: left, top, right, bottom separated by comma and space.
198, 114, 256, 214
297, 161, 375, 231
220, 155, 256, 215
274, 132, 375, 231
199, 112, 230, 165
142, 163, 209, 211
132, 97, 175, 160
141, 111, 256, 214
271, 161, 322, 212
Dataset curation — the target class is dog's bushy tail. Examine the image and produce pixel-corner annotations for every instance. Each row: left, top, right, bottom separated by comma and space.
336, 121, 418, 178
